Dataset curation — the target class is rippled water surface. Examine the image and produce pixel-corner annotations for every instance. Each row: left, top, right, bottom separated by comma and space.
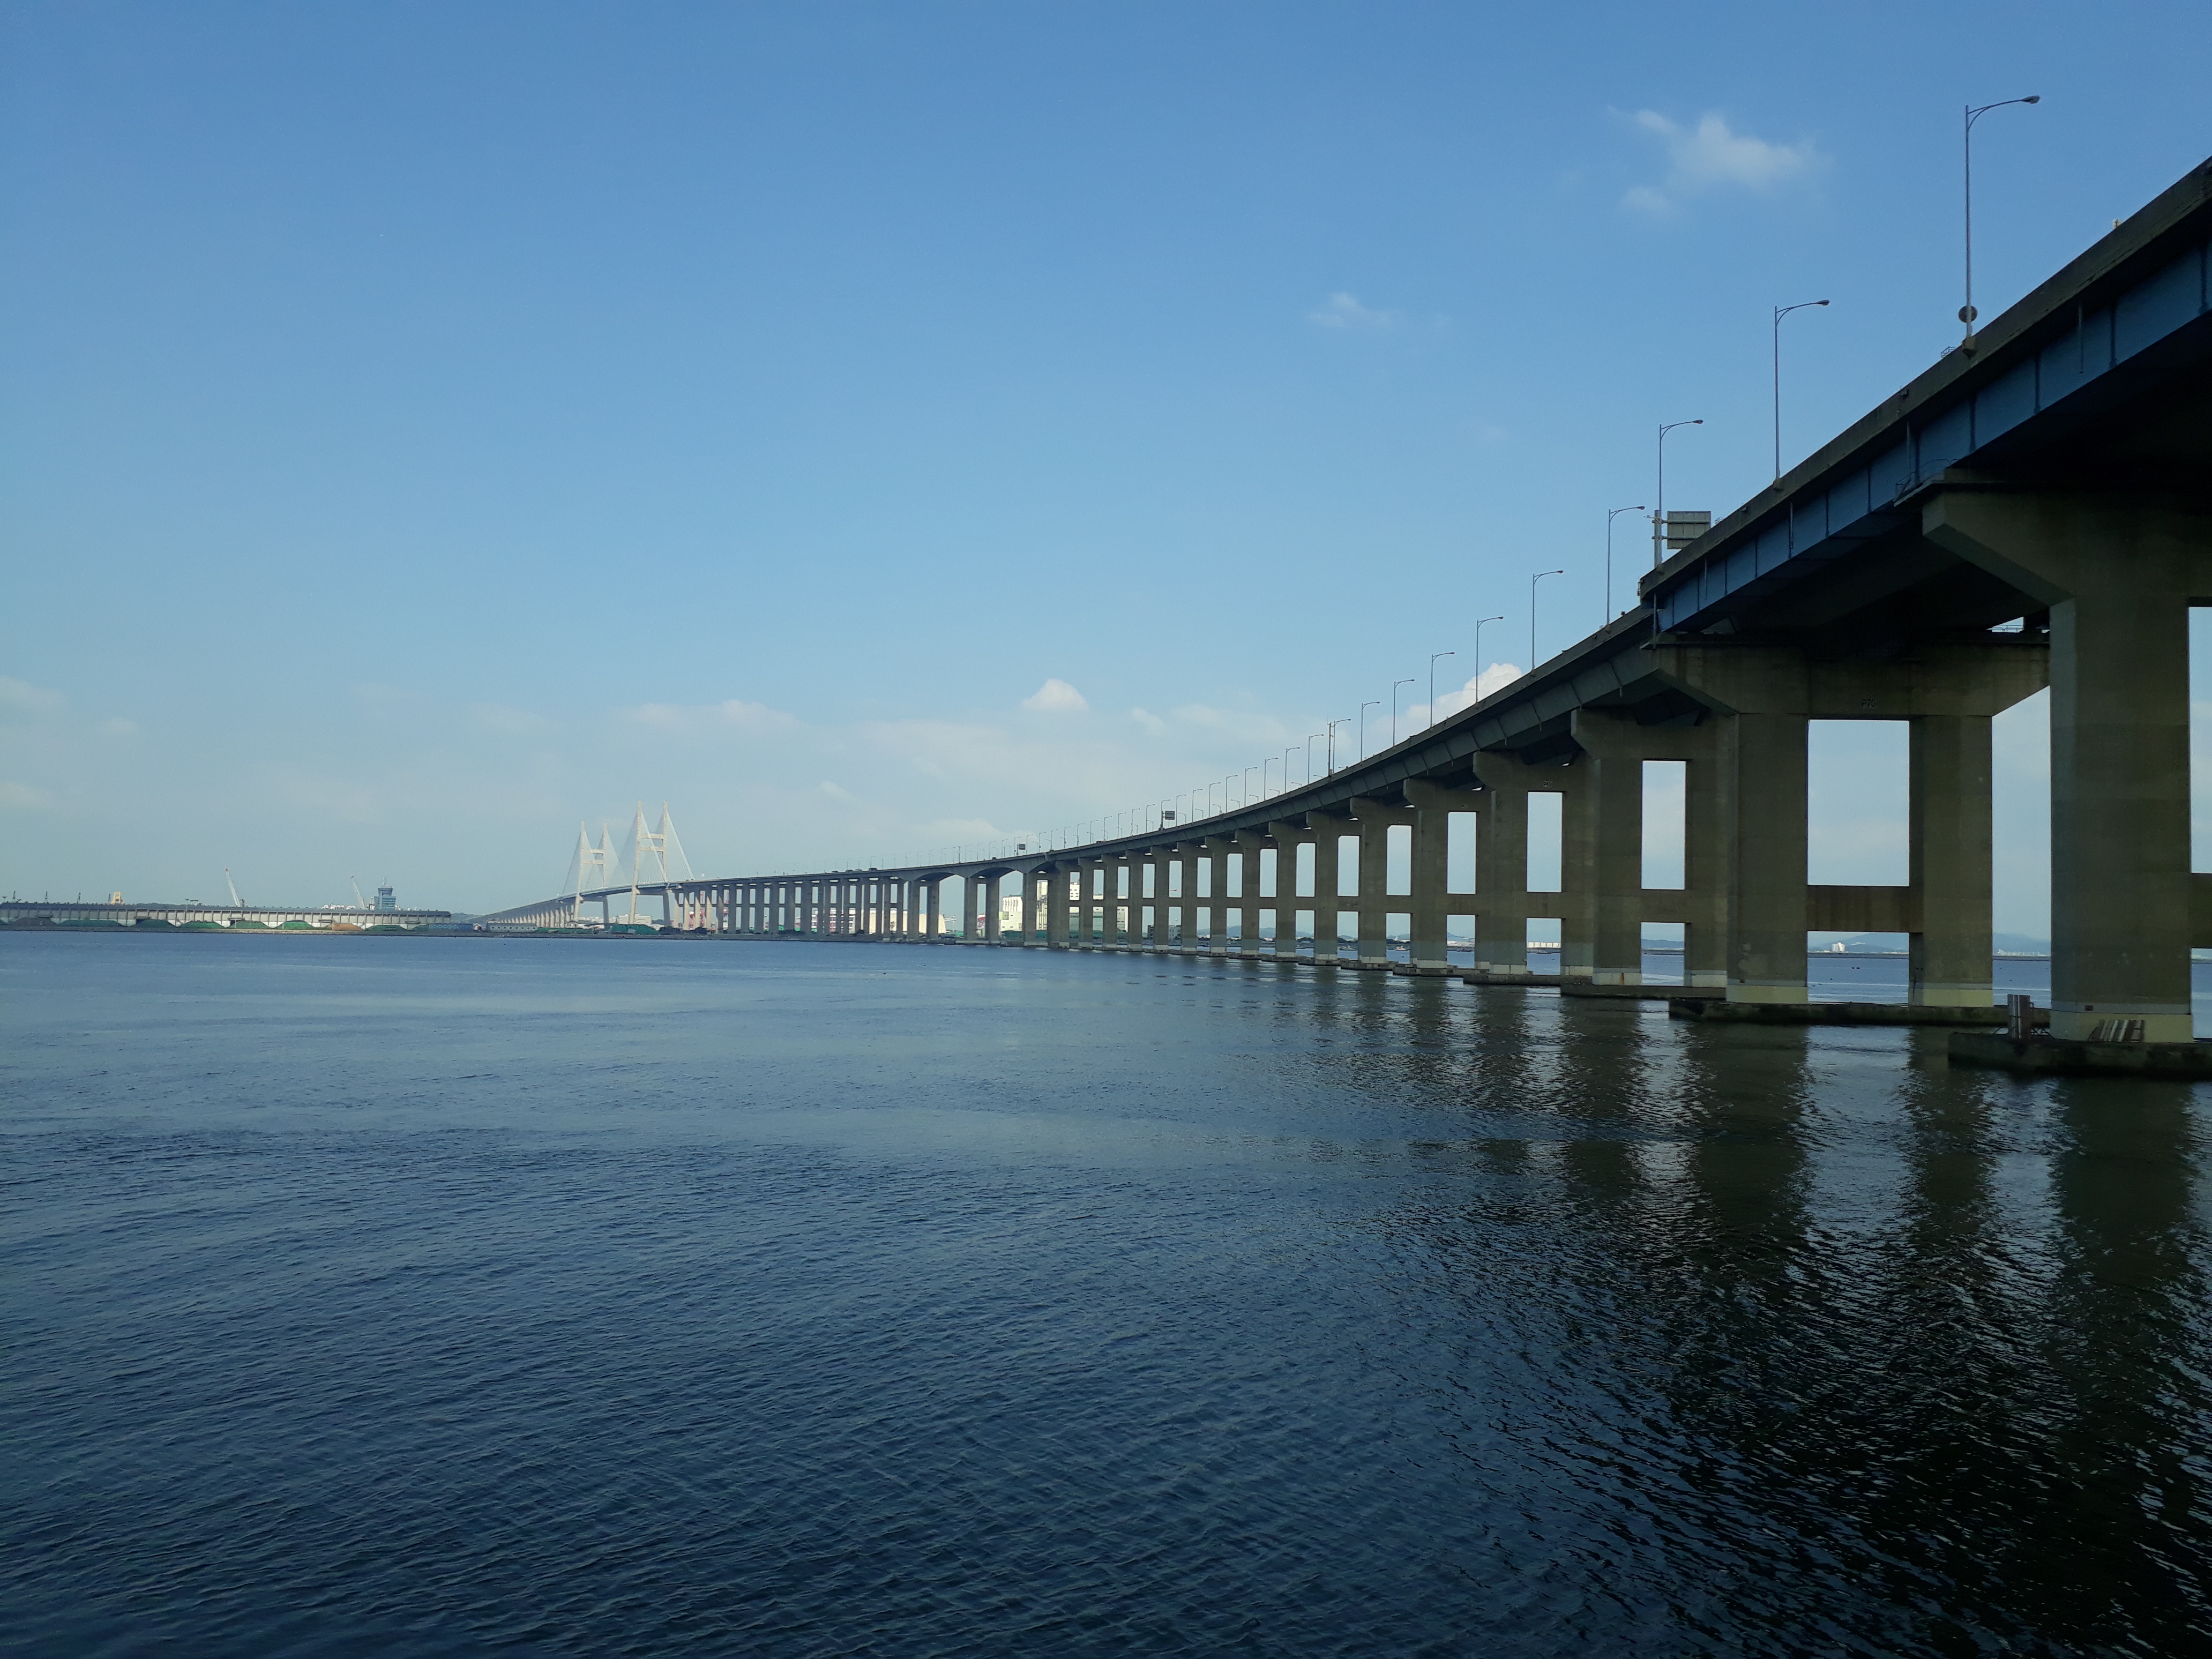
6, 935, 2211, 1657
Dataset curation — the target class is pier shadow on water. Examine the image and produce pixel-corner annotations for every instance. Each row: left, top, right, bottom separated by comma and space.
2, 933, 2207, 1656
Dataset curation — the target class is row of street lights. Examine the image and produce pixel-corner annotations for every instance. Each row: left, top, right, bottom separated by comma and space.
1036, 98, 2043, 856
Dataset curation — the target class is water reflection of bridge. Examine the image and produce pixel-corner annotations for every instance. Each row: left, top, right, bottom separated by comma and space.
491, 158, 2212, 1044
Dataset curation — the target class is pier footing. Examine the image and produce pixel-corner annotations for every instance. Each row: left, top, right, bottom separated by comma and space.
1671, 999, 2027, 1027
1561, 982, 1723, 1002
1949, 1030, 2212, 1078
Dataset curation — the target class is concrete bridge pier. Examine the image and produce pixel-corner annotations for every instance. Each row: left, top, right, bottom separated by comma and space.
1235, 832, 1266, 955
1926, 487, 2207, 1040
1570, 711, 1653, 985
1349, 797, 1407, 967
1468, 776, 1527, 976
1202, 841, 1227, 954
1652, 635, 2047, 1008
1266, 822, 1303, 961
1730, 711, 1815, 1005
1310, 811, 1346, 964
1402, 780, 1464, 974
1045, 866, 1070, 946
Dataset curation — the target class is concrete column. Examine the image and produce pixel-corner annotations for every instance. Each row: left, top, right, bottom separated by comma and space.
1348, 798, 1403, 966
1471, 768, 1527, 975
1236, 832, 1265, 956
1571, 711, 1649, 985
1018, 870, 1038, 945
1046, 865, 1070, 946
1403, 780, 1463, 974
1925, 488, 2201, 1038
1150, 850, 1173, 947
982, 873, 1002, 943
1558, 765, 1597, 982
1310, 814, 1344, 964
1180, 846, 1204, 950
1267, 823, 1304, 960
1210, 840, 1227, 950
1726, 713, 1811, 1003
1683, 758, 1728, 988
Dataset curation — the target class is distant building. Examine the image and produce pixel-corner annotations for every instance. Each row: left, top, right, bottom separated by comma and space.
375, 886, 397, 912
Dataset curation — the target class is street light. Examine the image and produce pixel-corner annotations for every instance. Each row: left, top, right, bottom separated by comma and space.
1428, 651, 1455, 728
1263, 756, 1276, 796
1244, 766, 1258, 804
1391, 679, 1415, 746
1326, 719, 1349, 773
1358, 700, 1380, 761
1471, 613, 1506, 696
1604, 506, 1645, 621
1964, 95, 2040, 346
1307, 732, 1325, 782
1655, 419, 1703, 569
1530, 570, 1564, 667
1773, 301, 1830, 478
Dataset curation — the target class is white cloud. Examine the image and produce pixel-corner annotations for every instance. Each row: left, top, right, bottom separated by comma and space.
467, 703, 555, 736
1306, 292, 1400, 330
1624, 110, 1818, 214
1130, 707, 1166, 736
0, 780, 56, 811
1020, 677, 1088, 713
627, 698, 796, 734
1417, 663, 1528, 725
0, 677, 66, 718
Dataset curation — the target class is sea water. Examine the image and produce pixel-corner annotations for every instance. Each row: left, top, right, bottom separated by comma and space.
4, 934, 2209, 1655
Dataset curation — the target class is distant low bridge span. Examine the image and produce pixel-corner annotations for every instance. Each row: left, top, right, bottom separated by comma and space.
492, 159, 2212, 1044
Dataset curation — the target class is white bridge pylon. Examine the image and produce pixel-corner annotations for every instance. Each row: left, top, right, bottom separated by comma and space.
622, 801, 692, 922
555, 802, 694, 925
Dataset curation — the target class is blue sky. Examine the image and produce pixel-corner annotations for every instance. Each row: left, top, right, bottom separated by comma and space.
4, 1, 2209, 921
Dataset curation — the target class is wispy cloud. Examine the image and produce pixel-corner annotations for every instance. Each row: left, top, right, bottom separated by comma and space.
0, 676, 68, 718
1019, 677, 1088, 713
1306, 291, 1400, 330
626, 698, 797, 734
1624, 110, 1818, 214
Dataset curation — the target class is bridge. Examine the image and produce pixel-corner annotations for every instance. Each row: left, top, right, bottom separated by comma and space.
2, 899, 453, 931
492, 156, 2212, 1050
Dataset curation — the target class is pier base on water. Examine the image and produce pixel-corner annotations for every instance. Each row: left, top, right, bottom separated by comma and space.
1671, 998, 2031, 1027
1949, 1030, 2212, 1078
1561, 982, 1723, 1002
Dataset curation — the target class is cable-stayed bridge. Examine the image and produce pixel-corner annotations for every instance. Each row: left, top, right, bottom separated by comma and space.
487, 159, 2212, 1070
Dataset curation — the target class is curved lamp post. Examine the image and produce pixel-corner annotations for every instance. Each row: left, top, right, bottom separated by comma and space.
1472, 614, 1505, 698
1655, 420, 1702, 569
1530, 570, 1564, 668
1606, 506, 1645, 620
1773, 301, 1830, 478
1964, 96, 2039, 345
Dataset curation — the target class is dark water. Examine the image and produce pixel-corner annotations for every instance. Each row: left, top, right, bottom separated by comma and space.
5, 935, 2210, 1657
